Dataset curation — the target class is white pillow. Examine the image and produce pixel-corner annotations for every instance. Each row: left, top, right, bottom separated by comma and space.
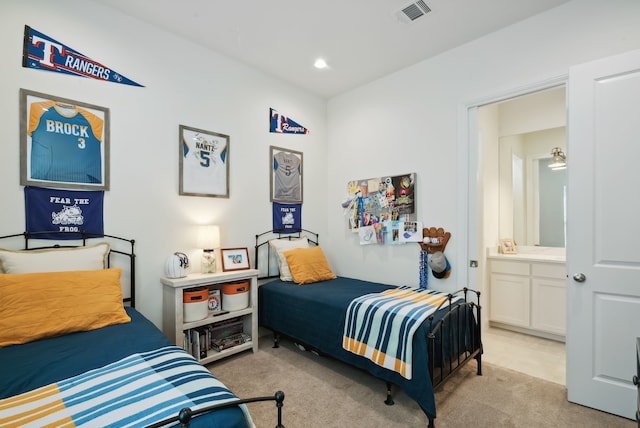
269, 238, 309, 281
0, 243, 110, 274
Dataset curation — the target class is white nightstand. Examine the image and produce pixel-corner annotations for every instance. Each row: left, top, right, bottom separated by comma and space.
161, 269, 259, 364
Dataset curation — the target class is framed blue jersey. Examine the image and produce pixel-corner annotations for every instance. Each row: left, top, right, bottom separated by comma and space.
20, 89, 109, 190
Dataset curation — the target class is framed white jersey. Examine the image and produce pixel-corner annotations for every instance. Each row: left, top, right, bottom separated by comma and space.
179, 125, 229, 198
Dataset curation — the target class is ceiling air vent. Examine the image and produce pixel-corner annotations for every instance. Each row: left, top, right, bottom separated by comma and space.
398, 1, 431, 23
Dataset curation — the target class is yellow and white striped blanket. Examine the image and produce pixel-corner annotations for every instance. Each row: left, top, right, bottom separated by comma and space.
0, 346, 248, 427
343, 287, 460, 380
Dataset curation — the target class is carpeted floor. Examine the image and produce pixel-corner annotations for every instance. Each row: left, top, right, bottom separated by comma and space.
209, 336, 636, 428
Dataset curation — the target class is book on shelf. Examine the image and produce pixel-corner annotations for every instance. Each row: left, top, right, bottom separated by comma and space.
211, 332, 252, 352
191, 329, 200, 359
183, 323, 251, 356
182, 327, 209, 360
183, 331, 190, 352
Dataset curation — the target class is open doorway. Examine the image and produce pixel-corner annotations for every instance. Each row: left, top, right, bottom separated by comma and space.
473, 84, 567, 385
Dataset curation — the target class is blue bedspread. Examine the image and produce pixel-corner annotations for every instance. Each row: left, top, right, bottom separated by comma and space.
258, 277, 454, 421
0, 307, 249, 428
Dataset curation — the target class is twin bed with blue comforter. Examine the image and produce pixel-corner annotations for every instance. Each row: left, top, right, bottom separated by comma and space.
0, 308, 251, 428
256, 230, 482, 428
0, 231, 283, 428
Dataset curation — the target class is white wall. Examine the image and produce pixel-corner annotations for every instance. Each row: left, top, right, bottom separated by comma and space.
0, 0, 328, 327
326, 0, 640, 293
498, 87, 566, 137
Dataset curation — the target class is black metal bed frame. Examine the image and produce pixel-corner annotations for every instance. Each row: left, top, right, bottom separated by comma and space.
254, 228, 319, 279
427, 288, 483, 389
0, 230, 137, 307
0, 230, 287, 428
146, 391, 286, 428
254, 229, 482, 428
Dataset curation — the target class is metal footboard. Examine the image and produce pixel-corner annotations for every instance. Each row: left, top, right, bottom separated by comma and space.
145, 390, 286, 428
427, 288, 482, 389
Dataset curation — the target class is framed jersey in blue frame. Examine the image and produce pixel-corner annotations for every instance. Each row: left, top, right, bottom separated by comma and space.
20, 89, 110, 191
179, 125, 230, 198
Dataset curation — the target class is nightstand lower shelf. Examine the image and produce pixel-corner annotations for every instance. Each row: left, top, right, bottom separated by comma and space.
161, 270, 259, 364
199, 341, 254, 365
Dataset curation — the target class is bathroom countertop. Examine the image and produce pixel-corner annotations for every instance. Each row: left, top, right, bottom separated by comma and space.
487, 246, 566, 263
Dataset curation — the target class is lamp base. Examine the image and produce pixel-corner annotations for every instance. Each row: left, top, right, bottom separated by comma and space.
201, 250, 216, 274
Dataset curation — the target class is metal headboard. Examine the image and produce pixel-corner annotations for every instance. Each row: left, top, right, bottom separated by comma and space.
255, 229, 319, 280
0, 231, 136, 307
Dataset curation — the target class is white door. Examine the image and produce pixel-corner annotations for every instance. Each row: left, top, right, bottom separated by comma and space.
566, 49, 640, 419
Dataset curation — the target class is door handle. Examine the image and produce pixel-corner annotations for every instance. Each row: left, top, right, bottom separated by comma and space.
573, 273, 586, 283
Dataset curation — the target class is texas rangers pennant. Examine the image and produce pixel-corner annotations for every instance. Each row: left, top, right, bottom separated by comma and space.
270, 108, 309, 134
25, 186, 104, 239
23, 25, 144, 87
272, 203, 302, 234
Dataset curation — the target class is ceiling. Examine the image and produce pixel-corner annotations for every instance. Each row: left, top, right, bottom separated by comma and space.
96, 0, 570, 99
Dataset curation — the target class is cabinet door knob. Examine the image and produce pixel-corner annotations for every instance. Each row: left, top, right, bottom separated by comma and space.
572, 273, 586, 283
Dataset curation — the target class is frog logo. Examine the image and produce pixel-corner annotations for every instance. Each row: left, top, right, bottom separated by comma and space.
52, 205, 84, 225
282, 212, 295, 225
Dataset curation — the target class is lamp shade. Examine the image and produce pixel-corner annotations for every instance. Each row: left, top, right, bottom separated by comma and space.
198, 225, 220, 250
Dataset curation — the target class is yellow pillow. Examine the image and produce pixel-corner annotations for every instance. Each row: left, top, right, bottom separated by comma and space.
0, 268, 131, 347
269, 238, 309, 281
283, 246, 337, 285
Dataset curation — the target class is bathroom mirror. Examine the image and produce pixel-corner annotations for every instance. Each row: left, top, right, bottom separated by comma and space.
499, 127, 566, 247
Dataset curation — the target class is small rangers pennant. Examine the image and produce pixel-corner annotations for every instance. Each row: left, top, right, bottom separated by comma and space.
23, 25, 144, 87
270, 108, 309, 134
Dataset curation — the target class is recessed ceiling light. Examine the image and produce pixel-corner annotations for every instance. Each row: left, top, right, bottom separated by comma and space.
314, 58, 328, 69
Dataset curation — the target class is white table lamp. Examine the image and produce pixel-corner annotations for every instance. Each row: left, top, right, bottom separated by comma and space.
198, 225, 220, 273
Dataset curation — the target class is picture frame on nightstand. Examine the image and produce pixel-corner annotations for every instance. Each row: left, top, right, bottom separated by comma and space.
220, 248, 250, 271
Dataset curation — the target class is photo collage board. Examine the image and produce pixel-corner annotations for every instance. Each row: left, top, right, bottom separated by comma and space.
345, 173, 421, 245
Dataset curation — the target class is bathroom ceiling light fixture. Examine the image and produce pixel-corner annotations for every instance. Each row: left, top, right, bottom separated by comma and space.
548, 147, 566, 170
